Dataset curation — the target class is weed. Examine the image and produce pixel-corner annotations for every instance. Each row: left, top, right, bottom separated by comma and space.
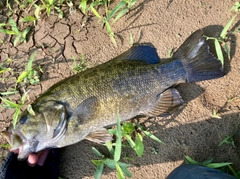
0, 18, 31, 47
185, 156, 231, 169
71, 54, 89, 73
212, 109, 221, 119
92, 115, 163, 178
0, 58, 13, 75
185, 156, 240, 178
17, 52, 42, 85
218, 134, 236, 147
0, 91, 29, 128
0, 143, 11, 149
205, 4, 239, 67
92, 115, 132, 179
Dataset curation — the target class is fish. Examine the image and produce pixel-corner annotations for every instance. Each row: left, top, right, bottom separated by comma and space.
3, 29, 225, 160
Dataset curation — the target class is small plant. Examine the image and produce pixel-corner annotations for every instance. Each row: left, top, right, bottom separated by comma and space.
17, 52, 42, 85
185, 156, 240, 178
185, 156, 232, 169
218, 134, 236, 147
92, 115, 132, 179
79, 0, 137, 45
204, 3, 240, 67
212, 109, 221, 119
34, 0, 64, 19
92, 114, 164, 178
0, 18, 30, 47
0, 58, 13, 75
71, 54, 89, 73
0, 143, 11, 149
0, 91, 29, 128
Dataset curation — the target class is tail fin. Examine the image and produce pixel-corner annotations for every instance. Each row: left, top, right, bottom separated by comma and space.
173, 29, 225, 83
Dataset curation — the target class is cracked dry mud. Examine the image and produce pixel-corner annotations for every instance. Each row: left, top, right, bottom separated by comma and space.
0, 0, 240, 178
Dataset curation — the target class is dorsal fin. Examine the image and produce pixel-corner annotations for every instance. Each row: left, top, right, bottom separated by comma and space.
114, 43, 160, 64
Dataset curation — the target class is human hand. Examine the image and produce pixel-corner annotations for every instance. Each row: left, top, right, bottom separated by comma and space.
11, 149, 50, 167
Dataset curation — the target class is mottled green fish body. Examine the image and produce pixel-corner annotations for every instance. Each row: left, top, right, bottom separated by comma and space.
3, 30, 225, 159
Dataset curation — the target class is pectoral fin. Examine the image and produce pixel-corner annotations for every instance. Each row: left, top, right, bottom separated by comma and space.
70, 96, 98, 126
143, 88, 184, 117
85, 128, 113, 144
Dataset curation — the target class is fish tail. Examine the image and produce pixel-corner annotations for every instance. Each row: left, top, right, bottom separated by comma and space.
173, 29, 225, 83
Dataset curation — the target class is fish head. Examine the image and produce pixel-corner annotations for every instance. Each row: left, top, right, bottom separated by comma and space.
3, 101, 68, 160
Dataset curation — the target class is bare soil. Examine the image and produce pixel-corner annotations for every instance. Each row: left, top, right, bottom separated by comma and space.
0, 0, 240, 178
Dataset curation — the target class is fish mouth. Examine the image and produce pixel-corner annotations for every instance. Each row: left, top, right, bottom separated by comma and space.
2, 129, 37, 160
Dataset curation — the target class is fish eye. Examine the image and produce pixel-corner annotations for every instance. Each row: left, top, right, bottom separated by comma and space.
20, 116, 28, 124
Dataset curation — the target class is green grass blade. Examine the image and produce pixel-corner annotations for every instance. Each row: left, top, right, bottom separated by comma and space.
0, 97, 19, 108
34, 4, 41, 19
27, 51, 36, 72
54, 7, 63, 18
0, 23, 6, 27
103, 158, 116, 169
206, 162, 232, 169
116, 162, 125, 179
90, 7, 102, 20
227, 165, 239, 178
220, 14, 237, 40
112, 8, 128, 24
118, 162, 132, 177
0, 29, 17, 35
125, 135, 135, 148
21, 16, 36, 23
105, 20, 116, 46
185, 156, 200, 165
0, 68, 11, 74
104, 141, 115, 155
27, 104, 35, 116
17, 71, 28, 83
143, 130, 164, 144
201, 158, 213, 165
128, 0, 137, 8
94, 163, 104, 179
0, 91, 18, 96
105, 1, 127, 22
214, 39, 224, 67
13, 108, 21, 128
114, 113, 122, 162
129, 33, 133, 45
22, 27, 31, 43
223, 42, 230, 60
9, 18, 19, 34
14, 35, 21, 46
230, 2, 240, 12
21, 90, 29, 104
79, 0, 87, 14
134, 133, 144, 157
92, 147, 104, 158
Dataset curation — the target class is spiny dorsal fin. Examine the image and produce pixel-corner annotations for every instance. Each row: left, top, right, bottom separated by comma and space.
114, 43, 160, 64
85, 128, 113, 144
143, 88, 184, 117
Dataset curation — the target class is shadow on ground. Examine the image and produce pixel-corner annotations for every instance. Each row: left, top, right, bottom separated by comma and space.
58, 112, 240, 178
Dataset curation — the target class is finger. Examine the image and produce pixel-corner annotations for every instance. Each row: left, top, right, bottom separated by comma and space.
37, 149, 50, 166
28, 153, 38, 167
10, 149, 19, 154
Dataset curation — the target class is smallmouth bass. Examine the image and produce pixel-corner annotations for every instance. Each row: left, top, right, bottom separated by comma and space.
3, 29, 225, 159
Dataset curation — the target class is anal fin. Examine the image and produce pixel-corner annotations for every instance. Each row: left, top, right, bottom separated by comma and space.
144, 88, 184, 117
85, 128, 113, 144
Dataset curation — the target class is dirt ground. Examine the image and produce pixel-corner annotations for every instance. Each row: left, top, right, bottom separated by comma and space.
0, 0, 240, 178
